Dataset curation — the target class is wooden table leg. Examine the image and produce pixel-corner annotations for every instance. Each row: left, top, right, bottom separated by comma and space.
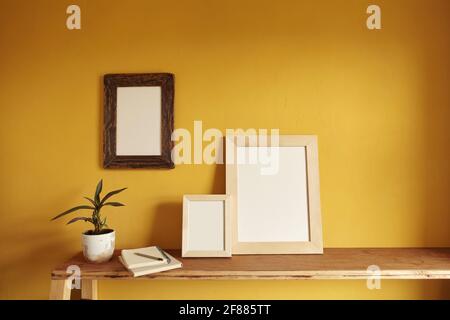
49, 279, 72, 300
81, 279, 98, 300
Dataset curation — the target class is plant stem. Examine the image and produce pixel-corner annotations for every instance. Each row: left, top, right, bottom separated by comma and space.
92, 208, 102, 234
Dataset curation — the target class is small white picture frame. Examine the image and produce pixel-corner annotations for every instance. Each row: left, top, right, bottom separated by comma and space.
182, 195, 231, 257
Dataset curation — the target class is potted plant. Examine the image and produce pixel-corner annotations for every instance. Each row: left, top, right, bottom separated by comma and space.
51, 179, 127, 263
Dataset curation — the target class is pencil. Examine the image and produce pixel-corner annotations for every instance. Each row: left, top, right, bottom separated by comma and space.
134, 252, 164, 261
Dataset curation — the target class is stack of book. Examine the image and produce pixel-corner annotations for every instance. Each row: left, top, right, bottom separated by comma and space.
119, 246, 182, 277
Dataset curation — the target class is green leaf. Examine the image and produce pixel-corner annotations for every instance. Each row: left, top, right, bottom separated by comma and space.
102, 202, 125, 207
100, 187, 127, 205
51, 205, 95, 221
66, 217, 93, 225
84, 197, 97, 207
94, 179, 103, 205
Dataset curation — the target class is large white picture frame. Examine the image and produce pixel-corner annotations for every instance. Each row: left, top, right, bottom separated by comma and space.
226, 135, 323, 254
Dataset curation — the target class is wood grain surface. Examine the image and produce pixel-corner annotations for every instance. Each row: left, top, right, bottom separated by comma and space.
51, 248, 450, 280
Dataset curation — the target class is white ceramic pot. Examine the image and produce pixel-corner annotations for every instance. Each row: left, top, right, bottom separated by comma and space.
82, 229, 115, 263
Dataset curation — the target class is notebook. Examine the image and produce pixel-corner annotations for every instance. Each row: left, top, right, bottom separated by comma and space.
121, 246, 169, 269
119, 247, 182, 277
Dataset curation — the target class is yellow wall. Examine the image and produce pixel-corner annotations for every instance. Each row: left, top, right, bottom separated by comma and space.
0, 0, 449, 299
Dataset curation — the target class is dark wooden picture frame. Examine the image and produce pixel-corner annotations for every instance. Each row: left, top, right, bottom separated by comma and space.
103, 73, 174, 169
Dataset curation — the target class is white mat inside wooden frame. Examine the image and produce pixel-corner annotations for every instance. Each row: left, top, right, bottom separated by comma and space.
226, 135, 323, 254
182, 194, 231, 257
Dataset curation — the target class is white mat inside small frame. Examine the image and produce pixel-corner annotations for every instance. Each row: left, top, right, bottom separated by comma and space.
182, 195, 231, 257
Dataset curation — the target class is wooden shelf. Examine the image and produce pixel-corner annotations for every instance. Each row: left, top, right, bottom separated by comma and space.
52, 248, 450, 280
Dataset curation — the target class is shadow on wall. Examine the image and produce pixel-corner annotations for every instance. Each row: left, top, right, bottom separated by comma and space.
98, 76, 104, 168
210, 163, 226, 194
148, 202, 183, 249
421, 25, 450, 299
421, 13, 450, 248
146, 164, 225, 249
